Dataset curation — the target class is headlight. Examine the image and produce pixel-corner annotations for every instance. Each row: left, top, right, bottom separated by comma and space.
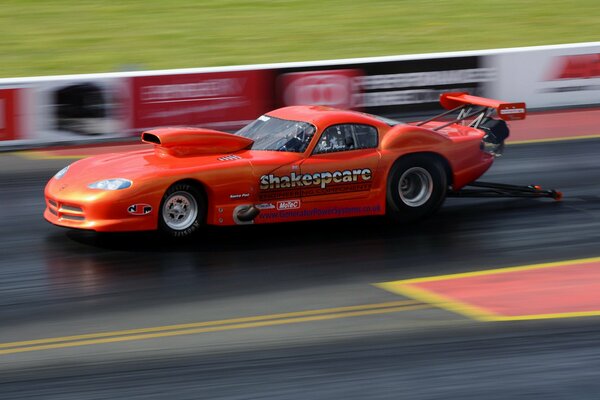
88, 178, 132, 190
54, 165, 70, 180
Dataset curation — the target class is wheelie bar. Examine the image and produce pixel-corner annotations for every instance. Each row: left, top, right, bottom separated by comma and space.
448, 181, 563, 200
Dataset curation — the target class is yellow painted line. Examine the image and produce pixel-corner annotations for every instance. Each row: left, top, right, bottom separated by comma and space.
375, 256, 600, 322
0, 301, 428, 355
16, 151, 88, 160
0, 300, 418, 349
491, 310, 600, 321
508, 133, 600, 145
389, 256, 600, 285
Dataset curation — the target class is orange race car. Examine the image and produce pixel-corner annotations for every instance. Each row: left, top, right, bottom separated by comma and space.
44, 92, 561, 237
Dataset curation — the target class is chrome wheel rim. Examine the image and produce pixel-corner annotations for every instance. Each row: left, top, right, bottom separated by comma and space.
398, 167, 433, 207
162, 191, 198, 230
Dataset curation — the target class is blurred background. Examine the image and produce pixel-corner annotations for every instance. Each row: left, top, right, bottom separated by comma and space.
1, 0, 600, 148
1, 0, 599, 77
1, 1, 600, 399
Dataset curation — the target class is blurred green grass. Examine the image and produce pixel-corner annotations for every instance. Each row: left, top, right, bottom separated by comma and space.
0, 0, 599, 78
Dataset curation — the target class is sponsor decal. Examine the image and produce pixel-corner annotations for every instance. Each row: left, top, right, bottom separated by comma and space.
218, 155, 242, 161
230, 193, 250, 199
259, 168, 372, 201
497, 103, 526, 120
499, 108, 525, 115
256, 203, 276, 210
277, 199, 301, 210
128, 204, 152, 215
258, 205, 382, 220
260, 168, 371, 190
278, 69, 363, 109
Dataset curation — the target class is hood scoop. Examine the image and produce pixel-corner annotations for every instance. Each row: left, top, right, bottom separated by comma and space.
141, 127, 253, 157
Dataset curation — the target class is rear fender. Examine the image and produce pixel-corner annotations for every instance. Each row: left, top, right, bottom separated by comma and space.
380, 125, 492, 190
380, 125, 450, 152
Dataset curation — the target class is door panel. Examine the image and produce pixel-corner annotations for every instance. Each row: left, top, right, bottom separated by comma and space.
299, 149, 380, 202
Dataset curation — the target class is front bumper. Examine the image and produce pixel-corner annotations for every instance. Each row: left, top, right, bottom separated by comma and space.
44, 181, 159, 232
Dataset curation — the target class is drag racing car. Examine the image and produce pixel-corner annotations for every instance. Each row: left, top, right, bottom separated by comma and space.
44, 92, 561, 237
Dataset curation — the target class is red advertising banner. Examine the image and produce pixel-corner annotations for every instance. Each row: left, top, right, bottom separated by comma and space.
548, 53, 600, 80
277, 69, 363, 110
131, 70, 273, 131
0, 89, 21, 141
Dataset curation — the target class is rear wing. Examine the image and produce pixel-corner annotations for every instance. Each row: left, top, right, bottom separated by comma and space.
417, 92, 526, 131
440, 92, 526, 121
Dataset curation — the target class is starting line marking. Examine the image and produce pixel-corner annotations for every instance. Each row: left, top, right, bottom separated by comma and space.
376, 256, 600, 322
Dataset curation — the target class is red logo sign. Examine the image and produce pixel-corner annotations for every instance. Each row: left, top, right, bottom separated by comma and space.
277, 200, 301, 210
0, 89, 21, 141
278, 69, 363, 109
131, 70, 273, 131
549, 54, 600, 80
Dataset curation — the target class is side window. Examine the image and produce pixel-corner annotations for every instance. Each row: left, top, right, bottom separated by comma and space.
353, 124, 378, 149
314, 124, 378, 154
314, 124, 354, 154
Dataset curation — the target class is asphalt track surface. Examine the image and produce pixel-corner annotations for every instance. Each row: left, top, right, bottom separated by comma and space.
1, 139, 600, 399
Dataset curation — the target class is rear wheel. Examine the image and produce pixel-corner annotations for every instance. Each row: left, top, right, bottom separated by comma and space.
159, 183, 205, 237
386, 155, 447, 222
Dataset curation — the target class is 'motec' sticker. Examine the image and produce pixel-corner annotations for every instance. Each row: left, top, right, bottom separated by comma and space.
277, 200, 301, 210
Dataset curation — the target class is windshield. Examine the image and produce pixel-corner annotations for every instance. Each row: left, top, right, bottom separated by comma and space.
235, 115, 316, 153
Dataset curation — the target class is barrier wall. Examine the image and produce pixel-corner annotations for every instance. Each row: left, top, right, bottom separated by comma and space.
484, 42, 600, 108
1, 42, 599, 149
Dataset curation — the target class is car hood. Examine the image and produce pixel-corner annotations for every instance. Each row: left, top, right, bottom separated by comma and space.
55, 147, 303, 186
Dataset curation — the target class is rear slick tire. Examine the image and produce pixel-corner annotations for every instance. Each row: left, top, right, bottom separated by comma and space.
386, 155, 447, 223
158, 183, 205, 237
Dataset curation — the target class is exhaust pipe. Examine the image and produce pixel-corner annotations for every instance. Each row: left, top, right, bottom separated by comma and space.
235, 205, 260, 222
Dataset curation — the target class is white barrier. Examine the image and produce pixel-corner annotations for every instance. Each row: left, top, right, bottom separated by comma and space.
484, 42, 600, 108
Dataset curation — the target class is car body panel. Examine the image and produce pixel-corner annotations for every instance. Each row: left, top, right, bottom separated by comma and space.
44, 101, 502, 232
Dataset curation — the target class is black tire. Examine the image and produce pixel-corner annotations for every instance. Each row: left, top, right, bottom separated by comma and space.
386, 155, 447, 222
158, 183, 205, 237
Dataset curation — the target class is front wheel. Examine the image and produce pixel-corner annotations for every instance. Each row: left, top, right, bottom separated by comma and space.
158, 183, 205, 237
386, 155, 447, 222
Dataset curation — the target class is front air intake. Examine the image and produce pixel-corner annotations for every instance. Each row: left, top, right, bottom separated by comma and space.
140, 127, 254, 157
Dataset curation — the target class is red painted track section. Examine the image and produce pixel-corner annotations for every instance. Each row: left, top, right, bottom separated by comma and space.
508, 107, 600, 142
409, 261, 600, 318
